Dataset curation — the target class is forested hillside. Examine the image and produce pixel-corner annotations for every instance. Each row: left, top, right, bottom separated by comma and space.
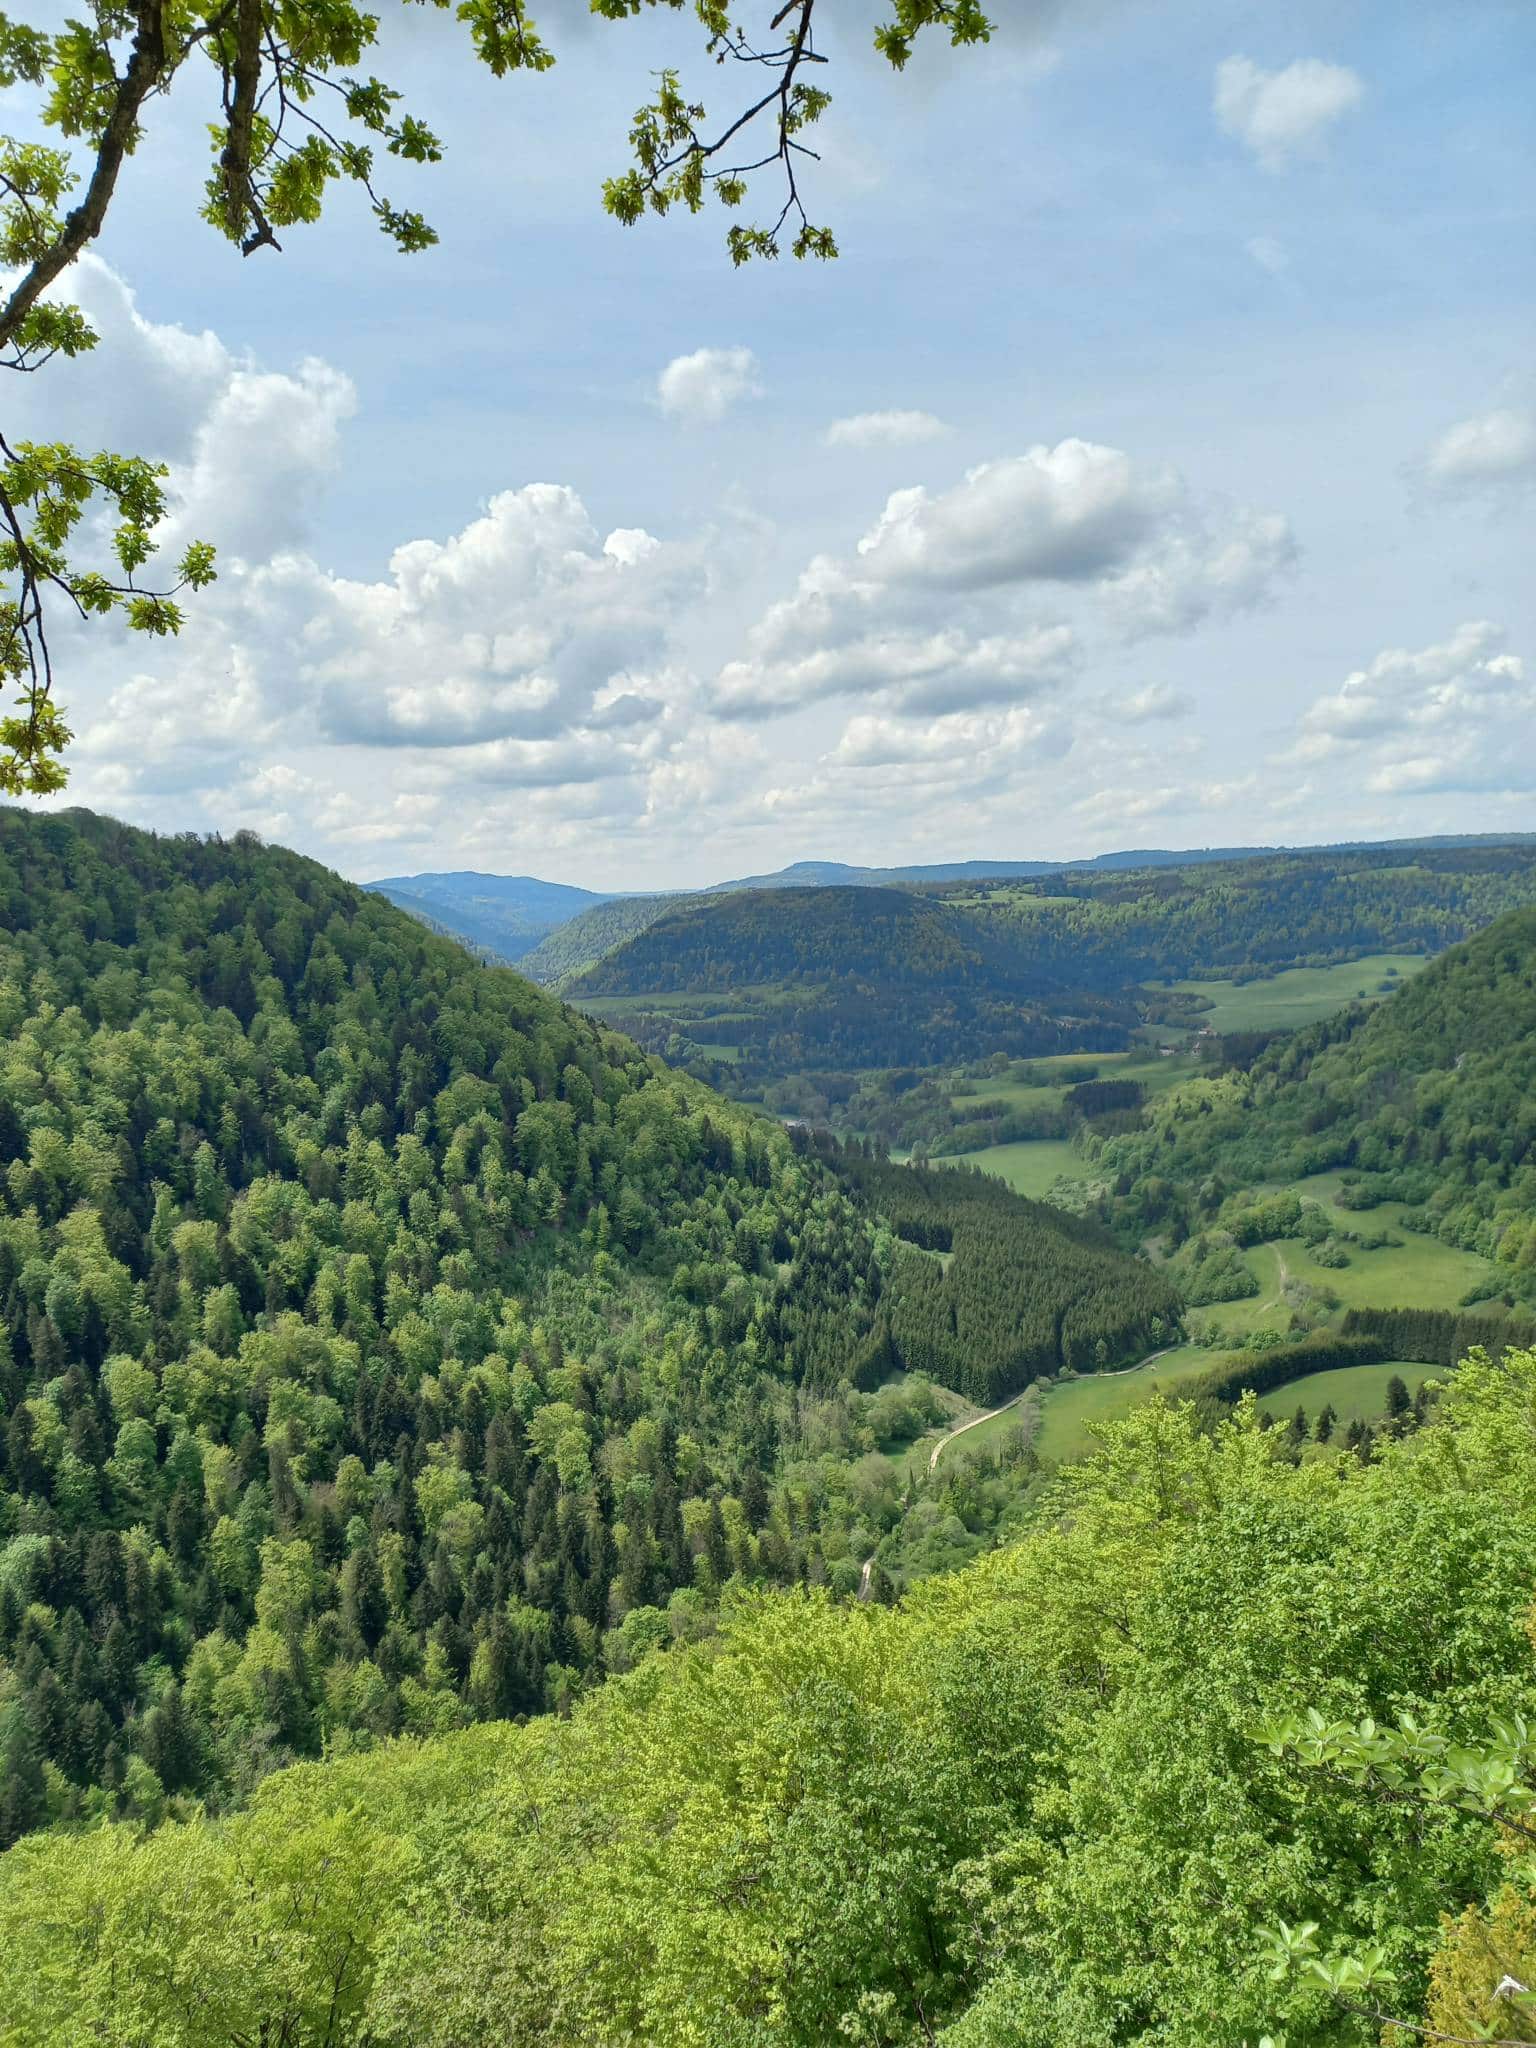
569, 886, 1140, 1074
367, 872, 611, 964
953, 842, 1536, 983
1093, 906, 1536, 1279
8, 1352, 1536, 2047
0, 809, 1171, 1848
518, 891, 679, 987
557, 845, 1536, 1098
573, 886, 1023, 994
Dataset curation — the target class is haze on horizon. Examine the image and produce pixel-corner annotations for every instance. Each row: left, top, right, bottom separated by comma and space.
10, 0, 1533, 891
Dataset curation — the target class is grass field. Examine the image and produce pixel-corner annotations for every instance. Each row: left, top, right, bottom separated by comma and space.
1185, 1197, 1500, 1347
1030, 1346, 1209, 1463
937, 1139, 1092, 1200
1028, 1349, 1449, 1464
1173, 953, 1426, 1035
1253, 1359, 1442, 1429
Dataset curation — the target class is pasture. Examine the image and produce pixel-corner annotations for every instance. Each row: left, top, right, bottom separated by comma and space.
936, 1139, 1093, 1201
1172, 953, 1426, 1034
1253, 1360, 1443, 1430
1029, 1346, 1210, 1463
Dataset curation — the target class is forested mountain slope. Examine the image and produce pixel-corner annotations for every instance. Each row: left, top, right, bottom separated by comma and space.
556, 846, 1536, 1096
1095, 905, 1536, 1272
565, 845, 1536, 1001
0, 808, 1171, 1847
518, 891, 680, 987
367, 871, 611, 963
569, 886, 1139, 1073
572, 886, 1022, 994
953, 842, 1536, 985
8, 1352, 1536, 2047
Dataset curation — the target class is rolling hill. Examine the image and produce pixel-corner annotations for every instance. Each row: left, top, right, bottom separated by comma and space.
518, 891, 681, 987
0, 805, 1175, 1849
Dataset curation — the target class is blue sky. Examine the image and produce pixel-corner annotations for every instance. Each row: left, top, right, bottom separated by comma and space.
11, 0, 1535, 886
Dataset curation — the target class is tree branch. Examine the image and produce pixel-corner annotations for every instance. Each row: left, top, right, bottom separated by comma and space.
0, 2, 170, 352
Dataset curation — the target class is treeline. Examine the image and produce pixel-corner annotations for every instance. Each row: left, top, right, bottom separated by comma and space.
825, 1145, 1181, 1403
8, 1352, 1536, 2047
1181, 1309, 1536, 1411
1188, 1332, 1389, 1406
1341, 1305, 1535, 1367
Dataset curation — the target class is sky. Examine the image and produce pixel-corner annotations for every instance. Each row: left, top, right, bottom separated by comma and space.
7, 0, 1535, 889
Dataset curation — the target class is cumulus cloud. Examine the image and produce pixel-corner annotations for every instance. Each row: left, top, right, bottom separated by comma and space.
1422, 406, 1536, 492
1291, 621, 1535, 797
713, 439, 1293, 719
1214, 56, 1364, 170
825, 409, 949, 449
853, 442, 1172, 589
5, 259, 356, 564
655, 345, 762, 423
278, 483, 704, 753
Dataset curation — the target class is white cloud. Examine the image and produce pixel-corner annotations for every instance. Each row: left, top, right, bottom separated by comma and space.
1423, 406, 1536, 491
1291, 622, 1534, 797
1214, 56, 1364, 171
854, 441, 1170, 589
714, 440, 1293, 718
717, 621, 1076, 721
825, 409, 949, 449
5, 256, 356, 564
1117, 682, 1195, 723
655, 345, 763, 423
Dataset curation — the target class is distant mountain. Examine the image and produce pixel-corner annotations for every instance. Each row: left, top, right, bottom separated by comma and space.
519, 893, 681, 988
707, 834, 1536, 893
366, 869, 614, 961
374, 835, 1536, 975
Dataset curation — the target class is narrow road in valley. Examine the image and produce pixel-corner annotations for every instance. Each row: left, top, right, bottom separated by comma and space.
925, 1343, 1184, 1475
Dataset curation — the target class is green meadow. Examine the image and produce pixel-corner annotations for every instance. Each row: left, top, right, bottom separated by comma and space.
1028, 1345, 1210, 1463
1252, 1360, 1443, 1429
1173, 953, 1427, 1034
936, 1138, 1092, 1200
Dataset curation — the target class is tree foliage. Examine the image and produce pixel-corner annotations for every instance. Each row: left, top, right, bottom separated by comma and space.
0, 804, 1164, 1845
9, 1347, 1536, 2044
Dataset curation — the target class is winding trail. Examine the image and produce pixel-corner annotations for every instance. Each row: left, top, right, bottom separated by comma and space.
924, 1343, 1184, 1475
858, 1345, 1186, 1600
1251, 1244, 1292, 1321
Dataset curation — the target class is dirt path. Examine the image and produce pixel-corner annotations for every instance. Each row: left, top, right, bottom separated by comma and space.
924, 1344, 1182, 1476
1255, 1244, 1292, 1318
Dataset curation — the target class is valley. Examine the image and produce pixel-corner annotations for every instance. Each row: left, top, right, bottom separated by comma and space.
6, 813, 1536, 2048
2, 3, 1531, 2038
